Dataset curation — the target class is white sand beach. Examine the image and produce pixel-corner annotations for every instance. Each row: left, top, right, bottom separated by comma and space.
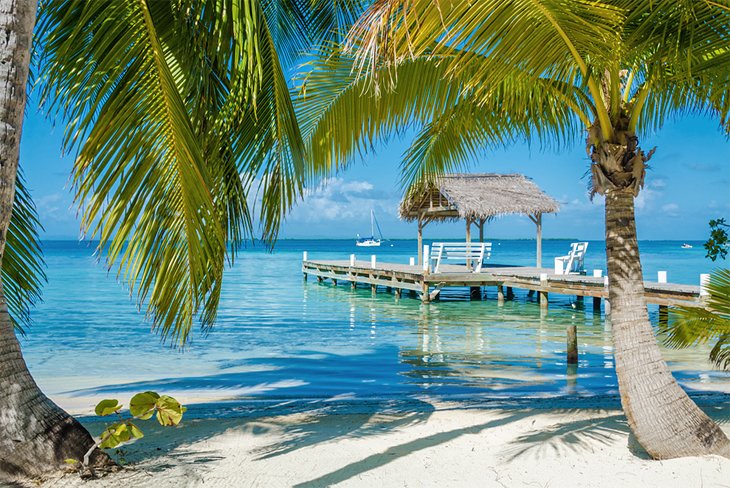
36, 401, 730, 488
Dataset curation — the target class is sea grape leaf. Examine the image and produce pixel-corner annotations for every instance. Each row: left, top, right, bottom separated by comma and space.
155, 395, 186, 426
94, 399, 121, 417
127, 421, 144, 439
99, 422, 130, 449
130, 391, 160, 420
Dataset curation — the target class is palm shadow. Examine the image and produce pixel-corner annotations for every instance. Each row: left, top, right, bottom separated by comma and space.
502, 410, 631, 461
292, 410, 534, 488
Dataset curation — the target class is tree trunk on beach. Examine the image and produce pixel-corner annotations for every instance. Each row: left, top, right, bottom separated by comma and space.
603, 183, 730, 459
0, 0, 111, 480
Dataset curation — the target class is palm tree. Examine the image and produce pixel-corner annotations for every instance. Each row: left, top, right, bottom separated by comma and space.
0, 0, 365, 480
298, 1, 730, 458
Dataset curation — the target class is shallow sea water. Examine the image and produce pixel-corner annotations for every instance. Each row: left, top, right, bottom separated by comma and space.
22, 239, 730, 409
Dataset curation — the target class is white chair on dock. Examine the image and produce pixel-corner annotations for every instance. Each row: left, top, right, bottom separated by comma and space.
554, 242, 588, 275
430, 242, 492, 273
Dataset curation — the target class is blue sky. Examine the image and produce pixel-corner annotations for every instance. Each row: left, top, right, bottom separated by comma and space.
20, 100, 730, 241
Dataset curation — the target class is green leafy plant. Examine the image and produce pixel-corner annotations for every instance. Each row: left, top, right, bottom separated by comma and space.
664, 269, 730, 371
705, 218, 729, 262
75, 392, 186, 469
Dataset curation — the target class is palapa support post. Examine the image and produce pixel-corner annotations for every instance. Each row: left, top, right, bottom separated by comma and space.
351, 281, 356, 289
506, 287, 514, 300
528, 213, 543, 268
465, 216, 472, 270
371, 283, 377, 294
567, 324, 578, 364
497, 284, 505, 304
417, 216, 424, 266
394, 288, 402, 299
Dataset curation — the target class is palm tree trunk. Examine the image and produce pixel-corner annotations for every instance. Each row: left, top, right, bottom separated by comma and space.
0, 290, 110, 478
605, 188, 730, 459
0, 0, 111, 480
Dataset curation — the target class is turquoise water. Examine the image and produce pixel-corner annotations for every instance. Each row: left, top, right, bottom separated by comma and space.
22, 239, 730, 410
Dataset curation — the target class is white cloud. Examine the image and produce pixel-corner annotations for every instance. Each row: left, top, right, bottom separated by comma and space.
661, 203, 680, 217
288, 177, 399, 223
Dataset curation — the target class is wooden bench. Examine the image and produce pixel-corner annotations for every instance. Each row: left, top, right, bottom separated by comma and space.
430, 242, 492, 273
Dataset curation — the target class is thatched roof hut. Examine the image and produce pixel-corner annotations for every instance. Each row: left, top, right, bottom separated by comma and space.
401, 174, 560, 266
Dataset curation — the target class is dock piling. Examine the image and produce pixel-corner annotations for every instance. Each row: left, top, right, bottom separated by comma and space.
567, 324, 578, 364
497, 285, 505, 304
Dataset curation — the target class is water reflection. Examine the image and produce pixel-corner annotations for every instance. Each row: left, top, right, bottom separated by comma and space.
304, 279, 729, 399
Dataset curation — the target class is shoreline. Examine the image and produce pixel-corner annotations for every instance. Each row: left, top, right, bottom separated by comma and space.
55, 388, 730, 418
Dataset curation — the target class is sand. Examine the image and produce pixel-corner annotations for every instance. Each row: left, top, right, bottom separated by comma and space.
34, 399, 730, 488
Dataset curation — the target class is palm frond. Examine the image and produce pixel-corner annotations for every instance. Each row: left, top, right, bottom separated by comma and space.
37, 0, 226, 345
2, 170, 47, 334
664, 268, 730, 370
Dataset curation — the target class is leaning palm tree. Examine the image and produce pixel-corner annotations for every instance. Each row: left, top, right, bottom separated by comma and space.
298, 1, 730, 458
0, 0, 365, 480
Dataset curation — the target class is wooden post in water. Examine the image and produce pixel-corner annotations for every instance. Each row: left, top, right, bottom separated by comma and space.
332, 279, 337, 286
303, 251, 308, 281
421, 281, 430, 303
567, 324, 578, 364
394, 288, 402, 299
497, 284, 505, 305
658, 305, 668, 325
506, 287, 514, 300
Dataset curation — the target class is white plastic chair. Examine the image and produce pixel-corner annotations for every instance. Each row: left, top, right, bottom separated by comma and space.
554, 242, 588, 275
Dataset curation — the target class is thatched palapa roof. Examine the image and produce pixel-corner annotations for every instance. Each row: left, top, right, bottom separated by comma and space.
400, 173, 560, 222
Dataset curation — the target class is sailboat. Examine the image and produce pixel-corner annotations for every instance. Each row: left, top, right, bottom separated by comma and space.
356, 210, 384, 247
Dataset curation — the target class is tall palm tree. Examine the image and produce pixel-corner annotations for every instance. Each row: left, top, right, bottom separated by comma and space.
0, 0, 366, 480
298, 1, 730, 458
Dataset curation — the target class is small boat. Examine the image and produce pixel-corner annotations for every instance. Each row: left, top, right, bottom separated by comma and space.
356, 210, 384, 247
681, 243, 693, 249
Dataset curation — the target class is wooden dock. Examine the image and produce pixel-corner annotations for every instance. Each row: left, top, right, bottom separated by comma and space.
302, 259, 705, 309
